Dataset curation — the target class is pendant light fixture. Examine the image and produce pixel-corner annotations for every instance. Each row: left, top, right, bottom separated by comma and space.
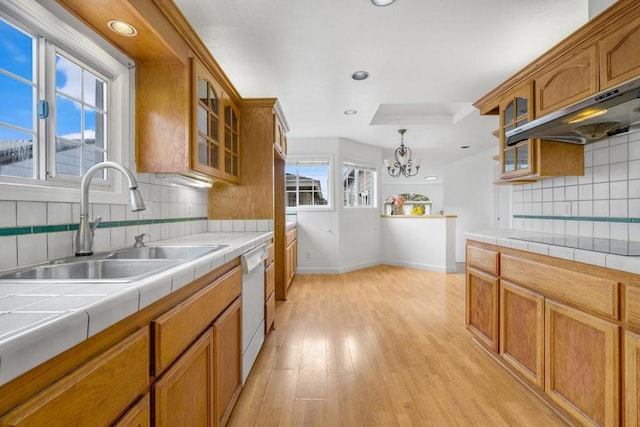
384, 129, 421, 178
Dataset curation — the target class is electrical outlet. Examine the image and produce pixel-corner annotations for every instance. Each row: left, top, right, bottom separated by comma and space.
305, 251, 311, 259
560, 201, 571, 216
140, 209, 152, 219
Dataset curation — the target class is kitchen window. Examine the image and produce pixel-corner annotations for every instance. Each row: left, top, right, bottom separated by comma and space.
343, 161, 376, 208
285, 159, 331, 209
0, 1, 132, 200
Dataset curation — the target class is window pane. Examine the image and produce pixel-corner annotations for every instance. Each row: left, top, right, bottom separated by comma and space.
0, 128, 34, 178
504, 149, 515, 172
0, 73, 33, 130
56, 139, 80, 176
56, 55, 82, 99
56, 94, 81, 142
197, 78, 207, 104
87, 109, 106, 150
197, 135, 207, 165
82, 147, 104, 175
197, 105, 207, 134
0, 19, 33, 81
83, 71, 105, 110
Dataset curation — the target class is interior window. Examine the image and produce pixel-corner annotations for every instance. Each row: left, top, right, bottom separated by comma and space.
343, 162, 376, 208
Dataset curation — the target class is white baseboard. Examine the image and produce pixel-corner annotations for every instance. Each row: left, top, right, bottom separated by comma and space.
295, 259, 459, 275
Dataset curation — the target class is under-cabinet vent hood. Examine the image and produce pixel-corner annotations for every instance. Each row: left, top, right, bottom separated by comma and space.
506, 76, 640, 146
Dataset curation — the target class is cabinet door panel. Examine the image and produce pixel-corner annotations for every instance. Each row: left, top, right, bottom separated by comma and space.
0, 328, 149, 427
535, 46, 598, 117
599, 16, 640, 89
545, 300, 619, 427
113, 394, 150, 427
213, 298, 242, 427
154, 329, 214, 427
626, 331, 640, 427
500, 281, 544, 389
465, 267, 499, 351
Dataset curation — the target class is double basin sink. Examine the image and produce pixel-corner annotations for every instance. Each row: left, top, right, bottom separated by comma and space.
0, 245, 228, 283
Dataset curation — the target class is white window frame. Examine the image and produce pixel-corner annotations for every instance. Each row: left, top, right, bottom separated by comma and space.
285, 155, 333, 211
0, 0, 134, 205
342, 160, 377, 209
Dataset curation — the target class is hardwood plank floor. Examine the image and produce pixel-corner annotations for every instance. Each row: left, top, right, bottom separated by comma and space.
228, 265, 569, 426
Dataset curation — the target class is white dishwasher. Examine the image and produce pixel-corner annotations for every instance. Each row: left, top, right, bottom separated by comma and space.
240, 244, 268, 384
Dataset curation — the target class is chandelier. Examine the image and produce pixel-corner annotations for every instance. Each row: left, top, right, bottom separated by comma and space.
384, 129, 421, 177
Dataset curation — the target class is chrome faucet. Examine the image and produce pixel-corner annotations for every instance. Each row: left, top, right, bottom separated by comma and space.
133, 233, 150, 248
75, 161, 146, 256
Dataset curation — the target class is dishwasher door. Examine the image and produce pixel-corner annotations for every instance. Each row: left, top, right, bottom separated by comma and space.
241, 244, 267, 384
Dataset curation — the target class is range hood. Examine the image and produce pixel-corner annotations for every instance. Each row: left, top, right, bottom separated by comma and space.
506, 76, 640, 146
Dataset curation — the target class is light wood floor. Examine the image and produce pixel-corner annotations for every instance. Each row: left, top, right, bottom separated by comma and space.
228, 265, 569, 426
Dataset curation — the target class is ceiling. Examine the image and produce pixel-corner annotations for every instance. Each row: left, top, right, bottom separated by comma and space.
174, 0, 593, 165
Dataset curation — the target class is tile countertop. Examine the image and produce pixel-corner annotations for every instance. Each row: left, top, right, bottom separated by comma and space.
0, 230, 273, 386
466, 229, 640, 276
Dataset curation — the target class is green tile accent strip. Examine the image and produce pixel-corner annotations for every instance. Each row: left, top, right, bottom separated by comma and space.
0, 226, 32, 236
514, 215, 637, 223
0, 217, 208, 237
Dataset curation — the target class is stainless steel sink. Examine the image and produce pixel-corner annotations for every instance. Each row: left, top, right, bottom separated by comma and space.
0, 259, 178, 283
105, 245, 227, 260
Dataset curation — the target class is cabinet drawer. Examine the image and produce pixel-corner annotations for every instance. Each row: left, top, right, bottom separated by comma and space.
501, 254, 619, 319
1, 328, 149, 427
265, 242, 275, 266
265, 261, 275, 298
153, 266, 241, 375
286, 227, 297, 246
265, 291, 275, 334
625, 285, 640, 329
466, 246, 499, 275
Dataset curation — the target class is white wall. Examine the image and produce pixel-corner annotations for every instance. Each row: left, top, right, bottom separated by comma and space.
442, 147, 497, 263
288, 137, 383, 273
589, 0, 616, 18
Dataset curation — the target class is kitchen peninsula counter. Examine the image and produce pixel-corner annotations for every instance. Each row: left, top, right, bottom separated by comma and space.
381, 214, 457, 273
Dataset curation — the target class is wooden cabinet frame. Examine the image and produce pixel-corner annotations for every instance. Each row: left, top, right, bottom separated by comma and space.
465, 267, 499, 352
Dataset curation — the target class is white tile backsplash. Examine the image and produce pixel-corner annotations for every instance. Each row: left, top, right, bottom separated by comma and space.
512, 130, 640, 242
17, 202, 46, 226
17, 234, 47, 266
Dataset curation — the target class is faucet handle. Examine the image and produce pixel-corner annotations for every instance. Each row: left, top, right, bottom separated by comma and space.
133, 233, 150, 248
90, 216, 102, 233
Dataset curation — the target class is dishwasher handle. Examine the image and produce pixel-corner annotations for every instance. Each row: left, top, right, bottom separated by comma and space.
241, 244, 268, 274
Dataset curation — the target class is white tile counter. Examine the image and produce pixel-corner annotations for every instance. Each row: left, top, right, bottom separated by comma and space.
0, 230, 273, 386
466, 229, 640, 275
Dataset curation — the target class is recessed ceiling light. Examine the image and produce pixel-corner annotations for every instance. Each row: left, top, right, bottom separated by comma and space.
425, 176, 438, 181
352, 71, 369, 81
107, 20, 138, 37
371, 0, 396, 6
344, 109, 358, 115
461, 145, 470, 149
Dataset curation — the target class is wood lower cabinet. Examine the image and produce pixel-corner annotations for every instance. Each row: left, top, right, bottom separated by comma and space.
285, 226, 297, 291
545, 300, 619, 427
0, 328, 149, 427
626, 331, 640, 427
264, 242, 276, 333
114, 394, 150, 427
154, 329, 215, 427
213, 298, 242, 427
465, 267, 499, 351
499, 281, 544, 389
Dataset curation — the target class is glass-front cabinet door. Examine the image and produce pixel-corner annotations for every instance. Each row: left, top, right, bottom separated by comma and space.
191, 58, 240, 184
499, 83, 534, 178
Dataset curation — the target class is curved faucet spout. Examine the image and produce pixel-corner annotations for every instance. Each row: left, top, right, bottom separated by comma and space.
76, 161, 146, 256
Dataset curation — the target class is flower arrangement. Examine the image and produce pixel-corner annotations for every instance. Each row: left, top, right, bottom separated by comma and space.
385, 194, 405, 206
385, 194, 405, 214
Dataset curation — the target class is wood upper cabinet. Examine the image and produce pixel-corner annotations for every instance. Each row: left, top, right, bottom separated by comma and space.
545, 300, 619, 427
499, 281, 544, 389
498, 83, 584, 182
0, 328, 150, 427
154, 329, 215, 427
599, 14, 640, 89
192, 58, 240, 184
499, 83, 535, 179
535, 46, 599, 117
274, 115, 287, 157
465, 266, 499, 352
